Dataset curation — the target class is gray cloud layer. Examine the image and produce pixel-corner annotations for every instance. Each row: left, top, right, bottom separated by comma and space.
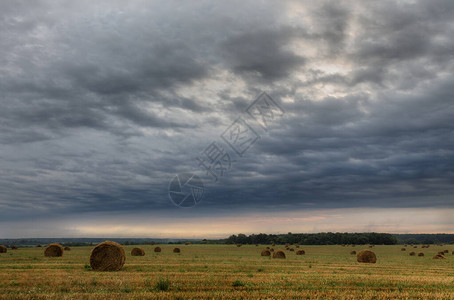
0, 0, 453, 221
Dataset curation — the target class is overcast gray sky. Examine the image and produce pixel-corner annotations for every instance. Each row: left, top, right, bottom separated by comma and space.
1, 0, 453, 238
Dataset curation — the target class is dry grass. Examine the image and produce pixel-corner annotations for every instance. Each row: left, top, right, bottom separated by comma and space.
131, 247, 145, 256
356, 249, 377, 263
0, 244, 452, 299
272, 250, 286, 259
260, 249, 271, 256
89, 241, 125, 271
44, 244, 64, 257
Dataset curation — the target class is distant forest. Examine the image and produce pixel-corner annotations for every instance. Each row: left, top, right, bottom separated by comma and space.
221, 233, 454, 245
1, 233, 453, 246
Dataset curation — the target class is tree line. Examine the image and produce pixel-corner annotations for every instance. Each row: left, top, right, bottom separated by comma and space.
223, 232, 399, 245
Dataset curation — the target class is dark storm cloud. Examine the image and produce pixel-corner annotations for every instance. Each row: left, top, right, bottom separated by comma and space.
220, 27, 306, 80
0, 0, 453, 222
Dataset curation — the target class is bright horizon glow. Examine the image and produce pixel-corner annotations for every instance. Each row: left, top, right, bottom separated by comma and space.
1, 207, 452, 239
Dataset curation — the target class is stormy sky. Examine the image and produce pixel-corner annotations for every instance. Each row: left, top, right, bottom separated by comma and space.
1, 0, 453, 238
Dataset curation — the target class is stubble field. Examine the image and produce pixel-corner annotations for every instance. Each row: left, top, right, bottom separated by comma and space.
0, 244, 453, 299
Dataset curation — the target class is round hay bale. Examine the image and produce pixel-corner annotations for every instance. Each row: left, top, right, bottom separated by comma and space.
37, 244, 42, 247
356, 249, 377, 263
173, 247, 180, 253
0, 245, 7, 253
11, 245, 18, 250
261, 249, 271, 256
266, 247, 270, 250
236, 244, 242, 247
64, 246, 71, 251
401, 248, 406, 251
289, 248, 294, 252
452, 250, 454, 255
270, 248, 274, 252
154, 247, 161, 253
438, 251, 445, 255
131, 247, 145, 256
90, 241, 125, 271
413, 246, 417, 248
433, 254, 445, 259
272, 250, 286, 259
350, 250, 356, 255
296, 250, 305, 255
409, 252, 416, 256
44, 243, 64, 257
443, 249, 449, 254
295, 245, 299, 248
185, 242, 190, 245
418, 252, 424, 257
150, 242, 155, 246
256, 244, 259, 247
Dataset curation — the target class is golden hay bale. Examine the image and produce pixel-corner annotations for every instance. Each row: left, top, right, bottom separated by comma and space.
37, 244, 42, 247
296, 250, 305, 255
350, 250, 356, 255
438, 251, 444, 255
236, 244, 242, 247
285, 243, 290, 247
0, 245, 7, 253
90, 241, 125, 271
266, 247, 270, 250
261, 249, 271, 256
150, 242, 155, 246
433, 254, 445, 259
272, 250, 286, 259
173, 248, 181, 253
270, 248, 274, 252
418, 253, 424, 257
443, 249, 449, 254
44, 244, 64, 257
11, 245, 18, 250
295, 245, 300, 248
185, 242, 190, 245
413, 246, 417, 248
409, 252, 415, 256
404, 244, 407, 247
131, 247, 145, 256
356, 249, 377, 263
452, 250, 454, 255
64, 246, 71, 251
401, 248, 406, 251
289, 248, 294, 252
154, 247, 162, 253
